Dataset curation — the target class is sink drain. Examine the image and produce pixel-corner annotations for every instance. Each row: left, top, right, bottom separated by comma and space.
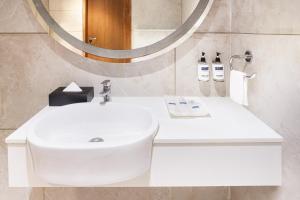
89, 137, 104, 143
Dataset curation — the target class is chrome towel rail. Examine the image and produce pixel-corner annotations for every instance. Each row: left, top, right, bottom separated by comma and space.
229, 51, 256, 79
229, 51, 253, 70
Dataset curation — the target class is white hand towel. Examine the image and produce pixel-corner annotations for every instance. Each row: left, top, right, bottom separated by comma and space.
63, 82, 82, 92
230, 70, 248, 106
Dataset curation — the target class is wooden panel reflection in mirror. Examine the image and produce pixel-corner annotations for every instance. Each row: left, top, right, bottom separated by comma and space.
84, 0, 132, 63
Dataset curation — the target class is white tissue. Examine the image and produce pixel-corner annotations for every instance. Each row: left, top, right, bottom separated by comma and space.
230, 70, 248, 106
63, 82, 82, 92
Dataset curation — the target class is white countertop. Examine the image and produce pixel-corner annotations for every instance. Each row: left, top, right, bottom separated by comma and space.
5, 97, 283, 144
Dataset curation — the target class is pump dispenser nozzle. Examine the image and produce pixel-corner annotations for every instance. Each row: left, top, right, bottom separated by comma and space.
215, 52, 221, 63
200, 52, 206, 63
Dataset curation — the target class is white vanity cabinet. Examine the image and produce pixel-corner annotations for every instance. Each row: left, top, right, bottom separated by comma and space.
151, 143, 281, 186
6, 97, 282, 187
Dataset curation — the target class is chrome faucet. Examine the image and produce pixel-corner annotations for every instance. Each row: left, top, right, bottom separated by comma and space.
100, 80, 111, 104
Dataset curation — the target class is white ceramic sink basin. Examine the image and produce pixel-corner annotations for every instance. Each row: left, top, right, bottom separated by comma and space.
27, 102, 158, 186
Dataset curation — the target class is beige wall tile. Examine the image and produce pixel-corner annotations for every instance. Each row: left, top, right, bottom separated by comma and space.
44, 187, 229, 200
197, 0, 231, 33
44, 188, 171, 200
49, 0, 82, 11
230, 34, 300, 200
0, 0, 47, 33
132, 0, 182, 29
170, 187, 228, 200
231, 187, 280, 200
182, 0, 199, 22
49, 11, 83, 32
132, 30, 174, 49
231, 0, 300, 34
175, 33, 230, 96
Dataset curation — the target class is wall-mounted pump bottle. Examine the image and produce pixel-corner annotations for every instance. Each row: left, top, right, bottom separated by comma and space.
212, 52, 225, 82
198, 52, 210, 81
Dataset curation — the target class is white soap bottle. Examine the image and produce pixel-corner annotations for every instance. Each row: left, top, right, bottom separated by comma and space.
212, 52, 225, 82
198, 52, 210, 81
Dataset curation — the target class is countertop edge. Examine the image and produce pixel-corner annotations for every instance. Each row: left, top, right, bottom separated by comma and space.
5, 97, 284, 145
6, 137, 283, 145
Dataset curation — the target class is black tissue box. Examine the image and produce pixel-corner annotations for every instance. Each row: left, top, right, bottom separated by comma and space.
49, 87, 94, 106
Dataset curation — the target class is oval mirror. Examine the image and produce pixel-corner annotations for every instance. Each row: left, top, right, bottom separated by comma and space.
30, 0, 213, 63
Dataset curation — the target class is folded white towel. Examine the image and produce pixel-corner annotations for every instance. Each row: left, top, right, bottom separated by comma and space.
63, 82, 82, 92
230, 70, 248, 106
165, 97, 209, 117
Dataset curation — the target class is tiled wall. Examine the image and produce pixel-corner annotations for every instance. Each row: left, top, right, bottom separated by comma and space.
48, 0, 83, 54
132, 0, 182, 29
0, 0, 229, 200
230, 0, 300, 200
182, 0, 198, 22
49, 0, 83, 40
132, 0, 181, 48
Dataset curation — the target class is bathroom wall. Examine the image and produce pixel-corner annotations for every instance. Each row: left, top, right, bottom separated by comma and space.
230, 0, 300, 200
132, 0, 181, 48
48, 0, 83, 54
49, 0, 83, 40
132, 0, 182, 30
0, 0, 230, 200
182, 0, 199, 22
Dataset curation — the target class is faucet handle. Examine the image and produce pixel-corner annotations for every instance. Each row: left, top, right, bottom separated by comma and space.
101, 80, 111, 87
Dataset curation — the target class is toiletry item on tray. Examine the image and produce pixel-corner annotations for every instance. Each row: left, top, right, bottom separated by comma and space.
165, 96, 209, 117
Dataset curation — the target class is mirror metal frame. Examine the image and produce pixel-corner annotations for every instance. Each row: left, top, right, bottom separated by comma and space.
31, 0, 214, 61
